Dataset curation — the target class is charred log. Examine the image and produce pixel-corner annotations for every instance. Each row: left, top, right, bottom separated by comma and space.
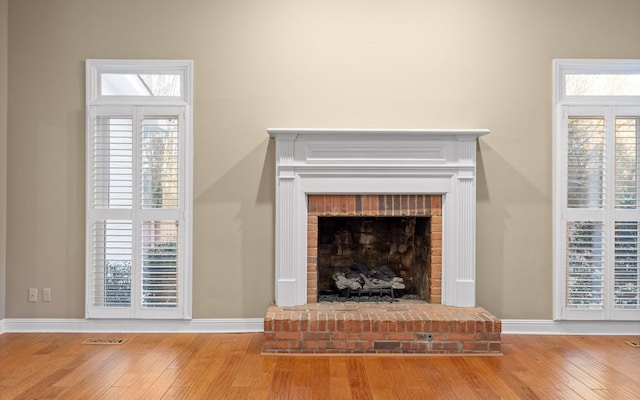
332, 264, 406, 298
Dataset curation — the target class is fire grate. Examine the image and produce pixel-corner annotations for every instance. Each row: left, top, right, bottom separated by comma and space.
626, 341, 640, 348
82, 338, 127, 345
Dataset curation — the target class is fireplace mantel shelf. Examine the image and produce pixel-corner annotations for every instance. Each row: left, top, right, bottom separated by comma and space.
267, 128, 490, 136
268, 128, 489, 308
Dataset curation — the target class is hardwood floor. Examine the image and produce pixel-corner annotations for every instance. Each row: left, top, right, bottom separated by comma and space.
0, 332, 639, 399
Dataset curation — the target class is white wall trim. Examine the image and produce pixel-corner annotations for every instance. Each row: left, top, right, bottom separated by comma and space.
502, 319, 640, 335
3, 318, 263, 333
1, 318, 637, 336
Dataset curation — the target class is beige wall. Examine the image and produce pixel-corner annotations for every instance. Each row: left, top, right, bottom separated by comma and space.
0, 0, 8, 320
0, 0, 6, 321
5, 0, 640, 319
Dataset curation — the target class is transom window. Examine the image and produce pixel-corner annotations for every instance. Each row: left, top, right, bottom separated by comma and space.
101, 73, 182, 97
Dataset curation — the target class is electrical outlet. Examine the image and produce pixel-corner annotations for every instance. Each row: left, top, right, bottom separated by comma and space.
28, 288, 38, 302
43, 288, 52, 302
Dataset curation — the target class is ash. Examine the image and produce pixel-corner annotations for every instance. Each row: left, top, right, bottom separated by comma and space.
318, 293, 423, 303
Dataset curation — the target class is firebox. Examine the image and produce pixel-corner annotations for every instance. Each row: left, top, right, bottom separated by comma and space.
318, 216, 430, 299
308, 194, 442, 303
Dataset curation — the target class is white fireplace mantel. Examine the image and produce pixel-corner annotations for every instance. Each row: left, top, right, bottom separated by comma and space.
268, 128, 489, 307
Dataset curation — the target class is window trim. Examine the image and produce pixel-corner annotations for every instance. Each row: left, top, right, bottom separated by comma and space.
85, 59, 193, 319
553, 59, 640, 321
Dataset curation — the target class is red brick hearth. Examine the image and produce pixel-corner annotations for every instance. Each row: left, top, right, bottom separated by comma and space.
263, 301, 502, 355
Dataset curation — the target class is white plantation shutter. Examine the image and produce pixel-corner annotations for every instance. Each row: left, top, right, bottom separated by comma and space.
87, 105, 188, 319
615, 118, 640, 209
92, 220, 133, 307
141, 116, 180, 209
559, 106, 640, 320
614, 116, 640, 311
567, 117, 605, 209
615, 221, 640, 309
142, 220, 179, 308
566, 221, 605, 308
93, 117, 134, 209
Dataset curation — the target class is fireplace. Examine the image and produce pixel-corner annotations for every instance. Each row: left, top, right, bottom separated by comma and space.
265, 129, 500, 354
268, 128, 489, 308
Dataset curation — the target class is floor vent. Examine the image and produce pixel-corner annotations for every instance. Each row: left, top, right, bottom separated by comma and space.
82, 338, 127, 345
625, 341, 640, 348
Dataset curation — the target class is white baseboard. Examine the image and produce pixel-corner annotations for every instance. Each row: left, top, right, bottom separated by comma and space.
3, 318, 264, 333
502, 319, 640, 335
1, 318, 637, 336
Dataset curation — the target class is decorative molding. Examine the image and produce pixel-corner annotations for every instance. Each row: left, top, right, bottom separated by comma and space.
268, 128, 489, 308
2, 318, 264, 333
1, 318, 637, 336
502, 319, 640, 335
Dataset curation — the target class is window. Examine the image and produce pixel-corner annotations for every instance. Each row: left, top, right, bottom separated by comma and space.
86, 60, 193, 319
554, 60, 640, 320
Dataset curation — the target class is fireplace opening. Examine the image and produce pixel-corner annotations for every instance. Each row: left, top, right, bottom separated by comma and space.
307, 194, 443, 304
317, 216, 431, 302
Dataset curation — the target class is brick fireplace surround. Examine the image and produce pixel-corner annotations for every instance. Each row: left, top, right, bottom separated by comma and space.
264, 129, 501, 354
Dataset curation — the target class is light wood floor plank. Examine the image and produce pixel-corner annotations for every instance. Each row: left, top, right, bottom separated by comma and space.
0, 333, 639, 399
229, 333, 265, 389
139, 368, 182, 400
327, 358, 353, 400
305, 357, 331, 400
345, 358, 375, 400
430, 357, 483, 399
245, 355, 278, 400
362, 358, 398, 400
159, 386, 189, 400
266, 356, 296, 400
201, 336, 255, 399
